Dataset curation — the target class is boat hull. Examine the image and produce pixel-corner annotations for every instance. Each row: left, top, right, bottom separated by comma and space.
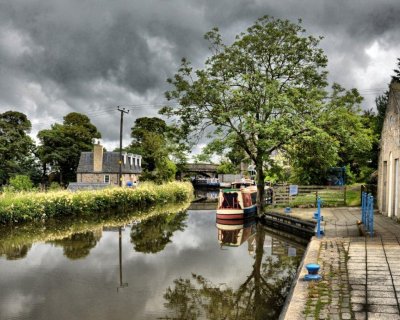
216, 205, 257, 220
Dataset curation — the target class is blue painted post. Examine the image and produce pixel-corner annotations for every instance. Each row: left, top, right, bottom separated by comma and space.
361, 192, 366, 224
316, 197, 322, 238
369, 195, 374, 237
365, 194, 370, 232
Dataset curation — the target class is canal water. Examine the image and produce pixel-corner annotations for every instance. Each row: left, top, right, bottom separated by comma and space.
0, 206, 305, 320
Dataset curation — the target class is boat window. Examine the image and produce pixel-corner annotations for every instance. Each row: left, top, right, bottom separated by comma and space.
220, 193, 241, 209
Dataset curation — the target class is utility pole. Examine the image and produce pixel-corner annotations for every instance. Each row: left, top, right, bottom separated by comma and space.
117, 107, 129, 187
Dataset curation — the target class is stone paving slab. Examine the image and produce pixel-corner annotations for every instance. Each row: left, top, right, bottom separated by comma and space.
281, 207, 400, 320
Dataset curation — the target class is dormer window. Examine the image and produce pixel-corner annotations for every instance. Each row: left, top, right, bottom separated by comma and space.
122, 152, 127, 165
128, 153, 133, 166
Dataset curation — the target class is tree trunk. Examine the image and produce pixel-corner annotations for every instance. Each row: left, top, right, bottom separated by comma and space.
255, 157, 265, 216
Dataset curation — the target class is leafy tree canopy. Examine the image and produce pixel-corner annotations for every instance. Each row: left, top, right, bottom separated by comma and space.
162, 16, 365, 209
37, 112, 101, 185
128, 117, 181, 183
392, 58, 400, 83
0, 111, 36, 185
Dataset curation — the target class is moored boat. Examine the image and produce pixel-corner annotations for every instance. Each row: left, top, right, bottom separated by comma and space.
216, 180, 257, 220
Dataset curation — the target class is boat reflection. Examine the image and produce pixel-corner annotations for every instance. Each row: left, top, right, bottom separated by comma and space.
216, 218, 256, 251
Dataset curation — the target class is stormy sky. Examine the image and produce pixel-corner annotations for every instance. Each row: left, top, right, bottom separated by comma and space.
0, 0, 399, 152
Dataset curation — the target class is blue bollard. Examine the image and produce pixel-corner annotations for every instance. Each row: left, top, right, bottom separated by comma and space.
304, 263, 322, 281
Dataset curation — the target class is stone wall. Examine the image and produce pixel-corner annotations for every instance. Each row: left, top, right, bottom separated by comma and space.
377, 81, 400, 217
77, 173, 139, 186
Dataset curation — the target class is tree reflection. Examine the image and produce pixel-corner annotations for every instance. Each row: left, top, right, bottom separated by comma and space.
130, 211, 187, 254
0, 243, 32, 260
49, 229, 102, 260
162, 224, 301, 320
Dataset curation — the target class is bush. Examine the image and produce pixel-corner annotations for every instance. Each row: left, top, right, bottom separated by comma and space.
6, 175, 34, 192
48, 182, 64, 191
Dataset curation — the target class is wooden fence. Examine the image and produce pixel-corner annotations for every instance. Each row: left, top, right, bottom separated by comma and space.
270, 185, 347, 207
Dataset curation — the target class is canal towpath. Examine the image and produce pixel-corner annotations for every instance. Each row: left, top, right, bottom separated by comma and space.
280, 206, 400, 320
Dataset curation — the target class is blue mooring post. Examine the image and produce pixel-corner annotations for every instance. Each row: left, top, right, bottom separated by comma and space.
361, 192, 366, 225
304, 263, 322, 281
368, 194, 374, 237
316, 196, 322, 238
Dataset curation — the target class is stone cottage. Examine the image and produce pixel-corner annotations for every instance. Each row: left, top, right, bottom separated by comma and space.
377, 81, 400, 217
76, 143, 142, 186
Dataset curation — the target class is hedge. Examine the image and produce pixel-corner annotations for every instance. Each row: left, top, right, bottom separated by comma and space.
0, 181, 194, 225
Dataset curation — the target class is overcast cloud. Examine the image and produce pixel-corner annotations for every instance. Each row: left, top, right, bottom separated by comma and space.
0, 0, 399, 152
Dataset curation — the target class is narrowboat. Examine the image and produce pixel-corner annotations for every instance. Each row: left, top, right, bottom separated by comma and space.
216, 180, 257, 220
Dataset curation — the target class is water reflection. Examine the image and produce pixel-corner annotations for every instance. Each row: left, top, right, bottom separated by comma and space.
217, 218, 256, 252
118, 227, 129, 291
163, 223, 303, 320
0, 202, 191, 261
130, 211, 187, 254
194, 188, 219, 200
0, 243, 31, 260
48, 230, 102, 260
0, 209, 305, 320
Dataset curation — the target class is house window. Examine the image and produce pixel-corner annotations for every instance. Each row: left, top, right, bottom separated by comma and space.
104, 175, 110, 184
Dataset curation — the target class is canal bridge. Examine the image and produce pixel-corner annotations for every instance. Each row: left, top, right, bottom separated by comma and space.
182, 163, 219, 177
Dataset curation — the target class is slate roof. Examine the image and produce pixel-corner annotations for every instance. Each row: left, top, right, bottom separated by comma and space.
77, 152, 142, 174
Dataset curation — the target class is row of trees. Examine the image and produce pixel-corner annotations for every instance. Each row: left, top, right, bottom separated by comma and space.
0, 111, 101, 187
0, 110, 182, 187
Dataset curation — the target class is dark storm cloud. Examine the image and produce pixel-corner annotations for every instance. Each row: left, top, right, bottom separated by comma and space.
0, 0, 399, 148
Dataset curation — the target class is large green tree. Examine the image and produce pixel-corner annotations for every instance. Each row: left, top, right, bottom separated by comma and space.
127, 117, 180, 183
162, 16, 362, 212
37, 112, 101, 185
289, 87, 373, 184
0, 111, 37, 185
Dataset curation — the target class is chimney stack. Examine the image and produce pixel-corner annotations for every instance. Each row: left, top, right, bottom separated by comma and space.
93, 143, 103, 172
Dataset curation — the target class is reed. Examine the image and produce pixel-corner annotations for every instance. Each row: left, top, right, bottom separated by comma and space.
0, 181, 194, 224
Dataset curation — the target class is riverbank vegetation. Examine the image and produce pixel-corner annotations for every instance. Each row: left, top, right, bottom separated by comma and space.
0, 181, 193, 225
0, 201, 190, 260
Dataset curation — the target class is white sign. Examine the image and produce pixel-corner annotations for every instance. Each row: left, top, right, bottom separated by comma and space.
289, 185, 298, 196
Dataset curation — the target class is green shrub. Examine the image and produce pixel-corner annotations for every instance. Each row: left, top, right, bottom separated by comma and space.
6, 175, 34, 192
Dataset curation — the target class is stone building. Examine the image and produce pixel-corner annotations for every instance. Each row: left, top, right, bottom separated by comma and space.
377, 81, 400, 217
76, 143, 142, 186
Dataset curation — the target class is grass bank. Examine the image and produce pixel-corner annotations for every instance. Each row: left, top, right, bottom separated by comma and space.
0, 181, 193, 225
